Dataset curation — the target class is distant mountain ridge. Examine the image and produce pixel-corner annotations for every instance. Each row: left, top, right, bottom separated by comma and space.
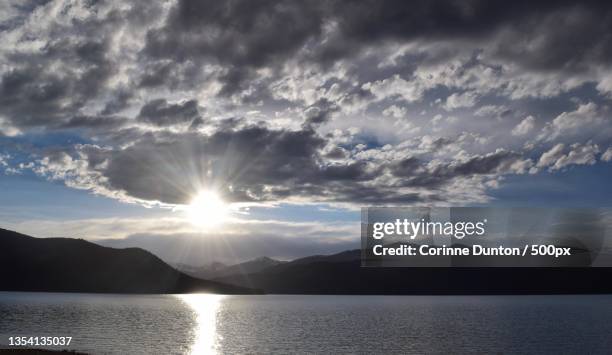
213, 249, 612, 295
4, 227, 612, 295
175, 256, 286, 279
0, 228, 259, 294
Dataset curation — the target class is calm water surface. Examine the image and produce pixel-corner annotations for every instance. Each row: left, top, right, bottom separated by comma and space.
1, 292, 612, 354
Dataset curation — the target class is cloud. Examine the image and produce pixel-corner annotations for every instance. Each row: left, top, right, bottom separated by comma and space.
302, 99, 339, 126
440, 149, 533, 176
551, 143, 600, 171
537, 143, 566, 169
536, 142, 600, 172
1, 0, 612, 211
443, 91, 479, 111
362, 74, 426, 103
138, 99, 201, 126
0, 118, 21, 137
143, 0, 326, 95
537, 102, 610, 142
512, 116, 535, 136
0, 153, 8, 168
21, 119, 541, 208
382, 105, 407, 118
30, 124, 382, 205
602, 148, 612, 162
474, 105, 511, 118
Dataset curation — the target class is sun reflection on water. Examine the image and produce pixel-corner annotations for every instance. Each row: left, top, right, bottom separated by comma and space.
178, 294, 225, 354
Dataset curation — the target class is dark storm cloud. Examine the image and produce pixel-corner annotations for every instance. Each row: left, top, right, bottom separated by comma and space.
0, 0, 168, 131
59, 115, 128, 130
449, 150, 529, 176
303, 99, 338, 127
136, 60, 205, 92
4, 0, 612, 129
391, 157, 423, 177
329, 0, 612, 73
143, 0, 325, 68
137, 99, 200, 126
389, 150, 530, 189
141, 0, 612, 93
490, 4, 612, 73
325, 1, 607, 43
0, 63, 92, 129
82, 124, 330, 204
0, 27, 117, 130
100, 89, 134, 116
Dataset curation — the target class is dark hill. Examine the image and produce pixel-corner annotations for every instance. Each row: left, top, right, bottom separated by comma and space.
215, 249, 612, 294
0, 228, 259, 294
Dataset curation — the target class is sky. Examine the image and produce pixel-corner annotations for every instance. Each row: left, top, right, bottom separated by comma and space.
1, 0, 611, 264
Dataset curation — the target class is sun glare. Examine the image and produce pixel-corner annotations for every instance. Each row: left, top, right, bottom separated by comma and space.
178, 294, 224, 354
186, 191, 229, 228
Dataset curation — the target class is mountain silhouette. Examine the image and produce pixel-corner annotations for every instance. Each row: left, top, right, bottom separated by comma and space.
214, 249, 612, 294
0, 228, 259, 294
175, 256, 286, 279
4, 227, 612, 295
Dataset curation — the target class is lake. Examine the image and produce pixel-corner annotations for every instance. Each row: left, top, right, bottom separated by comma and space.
1, 292, 612, 354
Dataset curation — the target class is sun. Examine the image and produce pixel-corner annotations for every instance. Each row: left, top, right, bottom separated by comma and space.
185, 190, 229, 228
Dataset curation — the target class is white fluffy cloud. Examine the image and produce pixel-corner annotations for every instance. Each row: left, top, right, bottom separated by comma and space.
602, 148, 612, 162
362, 75, 426, 103
538, 103, 610, 142
512, 116, 535, 136
382, 105, 407, 118
537, 144, 566, 169
443, 91, 479, 111
536, 143, 600, 172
